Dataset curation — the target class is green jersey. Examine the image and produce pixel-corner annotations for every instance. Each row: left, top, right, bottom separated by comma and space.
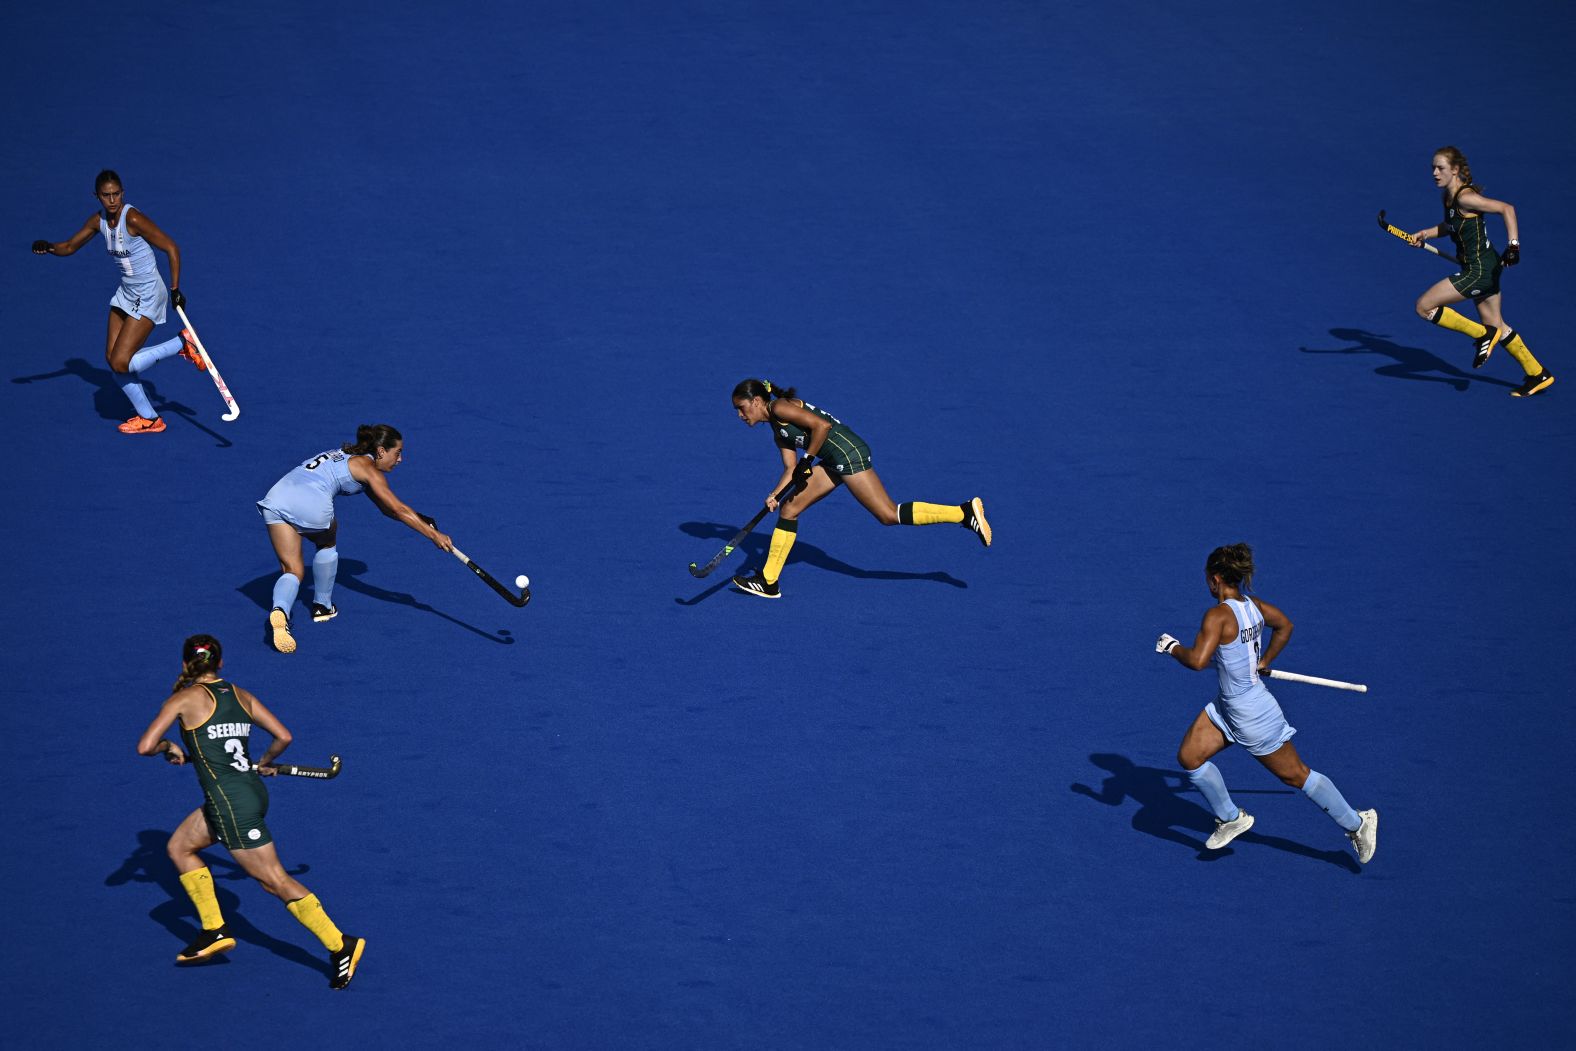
769, 400, 873, 476
180, 680, 273, 849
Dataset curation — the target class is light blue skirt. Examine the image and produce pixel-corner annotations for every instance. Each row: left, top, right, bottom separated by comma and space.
1206, 685, 1296, 757
109, 276, 168, 325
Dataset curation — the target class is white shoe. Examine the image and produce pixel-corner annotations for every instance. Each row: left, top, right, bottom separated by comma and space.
1348, 808, 1378, 864
1205, 808, 1254, 850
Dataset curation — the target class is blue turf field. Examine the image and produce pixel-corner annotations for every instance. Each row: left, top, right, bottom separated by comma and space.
4, 2, 1575, 1046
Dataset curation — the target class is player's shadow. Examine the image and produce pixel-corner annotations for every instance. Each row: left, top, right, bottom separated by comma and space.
11, 357, 234, 446
236, 558, 515, 645
1070, 753, 1359, 872
675, 521, 967, 604
105, 829, 327, 975
1299, 328, 1515, 391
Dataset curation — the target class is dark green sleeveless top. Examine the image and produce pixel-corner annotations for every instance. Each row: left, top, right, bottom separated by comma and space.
180, 680, 262, 797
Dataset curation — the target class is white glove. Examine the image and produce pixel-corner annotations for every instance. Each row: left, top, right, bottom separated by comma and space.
1156, 633, 1180, 655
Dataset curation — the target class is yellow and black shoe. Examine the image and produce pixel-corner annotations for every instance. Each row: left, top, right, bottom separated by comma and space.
1510, 371, 1555, 398
330, 935, 365, 989
268, 608, 297, 653
176, 925, 236, 964
730, 571, 781, 599
961, 497, 992, 548
310, 603, 338, 623
1472, 327, 1501, 369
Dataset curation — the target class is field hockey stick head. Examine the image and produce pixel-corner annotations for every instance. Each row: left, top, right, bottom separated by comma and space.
1376, 209, 1387, 228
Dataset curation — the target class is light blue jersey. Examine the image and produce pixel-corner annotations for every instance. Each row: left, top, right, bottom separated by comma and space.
101, 205, 168, 323
1204, 596, 1297, 757
257, 449, 367, 533
1214, 597, 1264, 700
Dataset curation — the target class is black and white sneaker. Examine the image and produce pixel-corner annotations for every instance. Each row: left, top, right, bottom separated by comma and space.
961, 497, 992, 547
1472, 327, 1501, 368
310, 603, 338, 623
330, 934, 365, 990
1509, 371, 1554, 398
176, 925, 236, 963
730, 572, 781, 599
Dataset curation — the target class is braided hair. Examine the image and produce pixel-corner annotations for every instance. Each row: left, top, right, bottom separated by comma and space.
732, 378, 798, 403
173, 634, 223, 692
1434, 146, 1482, 193
1205, 543, 1255, 591
342, 423, 403, 456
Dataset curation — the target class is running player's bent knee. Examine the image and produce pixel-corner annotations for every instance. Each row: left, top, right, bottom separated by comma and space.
1417, 304, 1439, 321
1278, 765, 1310, 789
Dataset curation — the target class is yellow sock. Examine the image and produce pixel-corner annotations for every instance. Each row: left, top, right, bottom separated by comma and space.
898, 501, 965, 526
1503, 331, 1544, 375
286, 893, 344, 952
178, 867, 225, 930
763, 521, 798, 584
1428, 306, 1487, 339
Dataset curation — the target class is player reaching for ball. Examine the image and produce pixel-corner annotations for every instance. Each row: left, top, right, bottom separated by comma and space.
31, 170, 208, 433
1156, 543, 1378, 863
136, 634, 365, 988
1405, 146, 1553, 397
257, 424, 451, 653
726, 379, 990, 599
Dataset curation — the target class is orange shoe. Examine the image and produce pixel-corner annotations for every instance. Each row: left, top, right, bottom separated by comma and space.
118, 415, 167, 434
178, 329, 207, 371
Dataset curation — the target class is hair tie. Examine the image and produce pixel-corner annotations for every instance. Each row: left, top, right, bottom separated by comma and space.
763, 381, 772, 393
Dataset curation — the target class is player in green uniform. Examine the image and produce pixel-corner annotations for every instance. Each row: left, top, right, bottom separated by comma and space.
727, 379, 991, 598
137, 634, 365, 989
1407, 146, 1553, 397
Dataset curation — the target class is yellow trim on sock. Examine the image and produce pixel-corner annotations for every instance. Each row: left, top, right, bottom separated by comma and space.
905, 501, 965, 525
1504, 333, 1544, 375
1432, 306, 1487, 339
763, 525, 798, 585
178, 866, 225, 930
286, 893, 345, 952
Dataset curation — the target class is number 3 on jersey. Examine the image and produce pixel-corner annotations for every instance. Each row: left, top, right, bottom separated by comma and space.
224, 738, 251, 772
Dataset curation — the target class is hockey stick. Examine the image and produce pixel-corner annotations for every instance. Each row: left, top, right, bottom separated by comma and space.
449, 545, 531, 607
688, 475, 805, 578
417, 514, 531, 607
271, 755, 342, 779
1266, 669, 1367, 693
1377, 210, 1461, 265
174, 305, 240, 421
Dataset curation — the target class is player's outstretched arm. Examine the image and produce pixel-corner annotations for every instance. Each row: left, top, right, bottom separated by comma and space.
33, 215, 100, 257
356, 465, 453, 550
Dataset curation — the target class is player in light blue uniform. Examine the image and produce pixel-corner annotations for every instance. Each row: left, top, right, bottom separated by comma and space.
257, 424, 452, 654
32, 170, 205, 434
1156, 543, 1378, 863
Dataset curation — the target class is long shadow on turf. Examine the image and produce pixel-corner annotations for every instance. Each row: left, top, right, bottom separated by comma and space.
677, 521, 967, 605
11, 357, 235, 445
1071, 753, 1359, 872
106, 829, 327, 975
1299, 328, 1517, 391
236, 560, 515, 644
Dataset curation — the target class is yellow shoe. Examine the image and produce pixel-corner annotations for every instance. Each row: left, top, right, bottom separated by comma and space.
269, 608, 297, 654
330, 935, 365, 989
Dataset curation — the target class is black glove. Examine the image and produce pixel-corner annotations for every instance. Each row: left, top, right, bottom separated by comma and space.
31, 240, 50, 254
171, 287, 186, 308
1502, 241, 1520, 267
793, 456, 816, 485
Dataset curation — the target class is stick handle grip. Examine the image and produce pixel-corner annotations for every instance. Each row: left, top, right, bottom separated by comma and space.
1267, 669, 1367, 693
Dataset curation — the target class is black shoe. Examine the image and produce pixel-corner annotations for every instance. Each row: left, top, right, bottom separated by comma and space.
1472, 327, 1501, 368
310, 603, 338, 623
961, 497, 992, 547
1510, 371, 1554, 398
176, 925, 236, 963
330, 935, 365, 989
730, 572, 781, 599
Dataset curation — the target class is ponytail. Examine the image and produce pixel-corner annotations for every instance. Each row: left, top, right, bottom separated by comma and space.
173, 633, 223, 692
1435, 145, 1482, 193
342, 423, 403, 456
731, 378, 797, 403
